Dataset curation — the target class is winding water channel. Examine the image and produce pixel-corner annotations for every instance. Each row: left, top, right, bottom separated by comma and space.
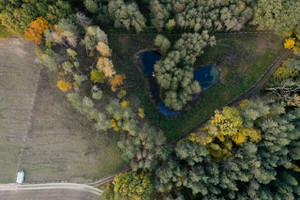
140, 51, 220, 117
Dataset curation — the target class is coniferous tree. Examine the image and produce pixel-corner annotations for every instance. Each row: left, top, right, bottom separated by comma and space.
149, 0, 253, 32
154, 98, 300, 199
252, 0, 300, 35
118, 123, 168, 171
108, 0, 147, 32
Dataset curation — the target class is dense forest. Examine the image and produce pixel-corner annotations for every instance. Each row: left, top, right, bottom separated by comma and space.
0, 0, 299, 199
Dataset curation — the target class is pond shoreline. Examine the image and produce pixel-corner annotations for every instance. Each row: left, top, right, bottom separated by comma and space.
134, 49, 222, 119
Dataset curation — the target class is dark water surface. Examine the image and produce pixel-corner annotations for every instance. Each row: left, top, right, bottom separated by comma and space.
194, 65, 220, 90
141, 51, 161, 76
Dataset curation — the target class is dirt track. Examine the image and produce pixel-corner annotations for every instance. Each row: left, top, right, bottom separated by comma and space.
177, 48, 293, 142
229, 49, 293, 106
0, 183, 102, 200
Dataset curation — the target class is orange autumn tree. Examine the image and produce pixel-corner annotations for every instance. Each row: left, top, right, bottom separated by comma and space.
57, 80, 72, 92
109, 74, 125, 92
25, 17, 50, 44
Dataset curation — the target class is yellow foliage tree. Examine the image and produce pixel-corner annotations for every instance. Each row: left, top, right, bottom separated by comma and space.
204, 107, 243, 137
96, 42, 112, 57
287, 94, 300, 107
232, 132, 247, 145
110, 119, 117, 128
293, 46, 300, 54
283, 31, 293, 37
90, 69, 105, 83
188, 105, 262, 158
138, 108, 145, 118
188, 132, 213, 146
57, 80, 72, 92
291, 164, 300, 172
246, 128, 262, 143
274, 62, 298, 79
110, 171, 153, 200
284, 38, 295, 49
25, 17, 50, 44
120, 100, 129, 108
207, 143, 232, 159
89, 50, 95, 57
120, 89, 127, 97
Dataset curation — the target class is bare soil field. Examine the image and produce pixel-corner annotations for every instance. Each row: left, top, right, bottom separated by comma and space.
0, 38, 123, 183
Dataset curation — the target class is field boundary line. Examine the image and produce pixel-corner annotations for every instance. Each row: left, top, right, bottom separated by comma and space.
16, 68, 41, 172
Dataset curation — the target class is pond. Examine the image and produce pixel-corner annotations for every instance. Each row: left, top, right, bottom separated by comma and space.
140, 51, 161, 76
140, 50, 220, 117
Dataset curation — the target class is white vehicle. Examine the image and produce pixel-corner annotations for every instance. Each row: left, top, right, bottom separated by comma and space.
16, 171, 25, 183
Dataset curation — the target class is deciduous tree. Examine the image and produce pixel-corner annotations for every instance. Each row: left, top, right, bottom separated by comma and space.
57, 80, 72, 92
90, 69, 105, 83
103, 171, 154, 200
25, 17, 50, 44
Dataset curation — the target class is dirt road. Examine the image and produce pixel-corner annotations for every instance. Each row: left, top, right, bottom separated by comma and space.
0, 183, 102, 200
229, 49, 293, 106
177, 48, 293, 142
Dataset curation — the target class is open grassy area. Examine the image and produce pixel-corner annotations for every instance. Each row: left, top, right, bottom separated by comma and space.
109, 32, 283, 140
20, 69, 124, 183
0, 39, 123, 183
0, 39, 41, 182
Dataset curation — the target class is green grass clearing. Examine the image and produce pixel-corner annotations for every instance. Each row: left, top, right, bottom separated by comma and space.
108, 32, 283, 140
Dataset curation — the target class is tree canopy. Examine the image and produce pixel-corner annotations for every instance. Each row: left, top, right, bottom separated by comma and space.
0, 0, 73, 37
